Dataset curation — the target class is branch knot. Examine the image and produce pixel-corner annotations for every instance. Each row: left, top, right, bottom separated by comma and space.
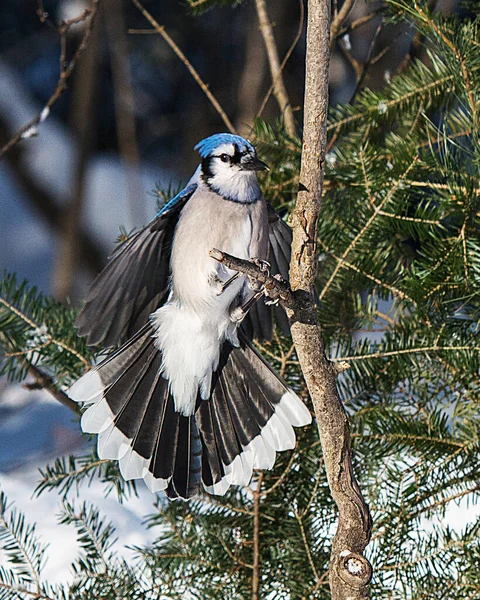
337, 550, 373, 589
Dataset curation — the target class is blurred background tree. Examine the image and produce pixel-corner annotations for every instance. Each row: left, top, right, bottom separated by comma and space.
0, 0, 479, 598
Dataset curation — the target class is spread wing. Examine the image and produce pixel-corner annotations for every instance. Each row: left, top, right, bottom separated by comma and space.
75, 184, 197, 347
76, 190, 292, 348
242, 201, 292, 341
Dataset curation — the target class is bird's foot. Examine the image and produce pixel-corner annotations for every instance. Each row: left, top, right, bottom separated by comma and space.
230, 306, 246, 324
248, 258, 271, 292
217, 272, 240, 295
230, 288, 265, 323
264, 274, 285, 305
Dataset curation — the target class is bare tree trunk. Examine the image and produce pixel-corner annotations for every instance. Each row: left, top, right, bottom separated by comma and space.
236, 5, 268, 136
53, 3, 102, 300
104, 0, 143, 228
288, 1, 373, 598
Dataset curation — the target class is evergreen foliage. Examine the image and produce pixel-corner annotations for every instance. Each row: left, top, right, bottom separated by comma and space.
1, 1, 479, 598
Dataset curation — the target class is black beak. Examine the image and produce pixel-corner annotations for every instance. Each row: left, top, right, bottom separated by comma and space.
241, 157, 270, 172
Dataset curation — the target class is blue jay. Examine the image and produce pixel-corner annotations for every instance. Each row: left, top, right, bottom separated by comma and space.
69, 133, 311, 499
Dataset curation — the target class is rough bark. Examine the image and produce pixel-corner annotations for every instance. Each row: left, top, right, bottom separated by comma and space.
212, 1, 374, 597
288, 1, 373, 597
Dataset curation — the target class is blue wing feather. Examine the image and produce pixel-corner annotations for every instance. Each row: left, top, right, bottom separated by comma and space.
156, 183, 198, 218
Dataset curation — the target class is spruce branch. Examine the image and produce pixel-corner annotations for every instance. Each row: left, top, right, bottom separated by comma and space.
23, 360, 80, 414
414, 3, 478, 128
319, 155, 419, 301
327, 72, 454, 134
335, 345, 480, 362
0, 493, 47, 597
316, 238, 416, 303
293, 506, 321, 585
0, 297, 89, 368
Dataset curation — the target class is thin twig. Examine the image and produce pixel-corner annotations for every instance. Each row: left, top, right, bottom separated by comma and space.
0, 581, 54, 600
217, 535, 253, 569
261, 452, 297, 496
293, 507, 320, 584
333, 345, 480, 362
255, 0, 296, 136
256, 0, 304, 123
330, 0, 355, 50
0, 1, 101, 158
130, 0, 236, 134
337, 10, 381, 39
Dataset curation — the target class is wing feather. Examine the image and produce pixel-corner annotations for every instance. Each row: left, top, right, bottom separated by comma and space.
242, 201, 292, 340
75, 184, 197, 347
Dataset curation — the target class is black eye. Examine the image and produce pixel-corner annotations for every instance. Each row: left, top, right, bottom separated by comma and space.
220, 153, 230, 163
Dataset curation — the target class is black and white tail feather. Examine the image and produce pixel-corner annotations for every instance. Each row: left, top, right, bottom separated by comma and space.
69, 325, 311, 499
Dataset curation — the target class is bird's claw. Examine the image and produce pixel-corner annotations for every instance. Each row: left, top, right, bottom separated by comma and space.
248, 258, 271, 292
264, 274, 285, 305
217, 272, 240, 295
230, 306, 246, 323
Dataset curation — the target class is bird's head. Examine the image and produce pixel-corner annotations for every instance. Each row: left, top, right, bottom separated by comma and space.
195, 133, 268, 203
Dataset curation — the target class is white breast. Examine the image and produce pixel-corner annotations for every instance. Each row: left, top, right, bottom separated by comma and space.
151, 186, 267, 416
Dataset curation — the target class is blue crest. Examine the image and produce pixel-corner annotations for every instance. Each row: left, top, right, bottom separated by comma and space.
194, 133, 255, 158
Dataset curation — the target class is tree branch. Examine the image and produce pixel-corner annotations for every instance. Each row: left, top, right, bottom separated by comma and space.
288, 1, 372, 597
255, 0, 304, 126
255, 0, 296, 136
209, 248, 293, 306
24, 361, 80, 414
330, 0, 355, 50
0, 0, 101, 158
130, 0, 236, 134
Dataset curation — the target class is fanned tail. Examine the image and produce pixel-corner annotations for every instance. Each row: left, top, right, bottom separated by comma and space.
68, 325, 202, 499
69, 329, 311, 499
195, 334, 311, 496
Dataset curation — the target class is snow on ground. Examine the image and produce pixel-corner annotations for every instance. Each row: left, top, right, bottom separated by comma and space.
0, 383, 158, 585
0, 466, 157, 585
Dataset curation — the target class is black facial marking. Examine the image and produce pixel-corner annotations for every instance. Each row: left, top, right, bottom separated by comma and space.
231, 144, 243, 165
201, 156, 214, 182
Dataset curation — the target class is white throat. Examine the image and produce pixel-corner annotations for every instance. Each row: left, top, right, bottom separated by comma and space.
207, 170, 261, 204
